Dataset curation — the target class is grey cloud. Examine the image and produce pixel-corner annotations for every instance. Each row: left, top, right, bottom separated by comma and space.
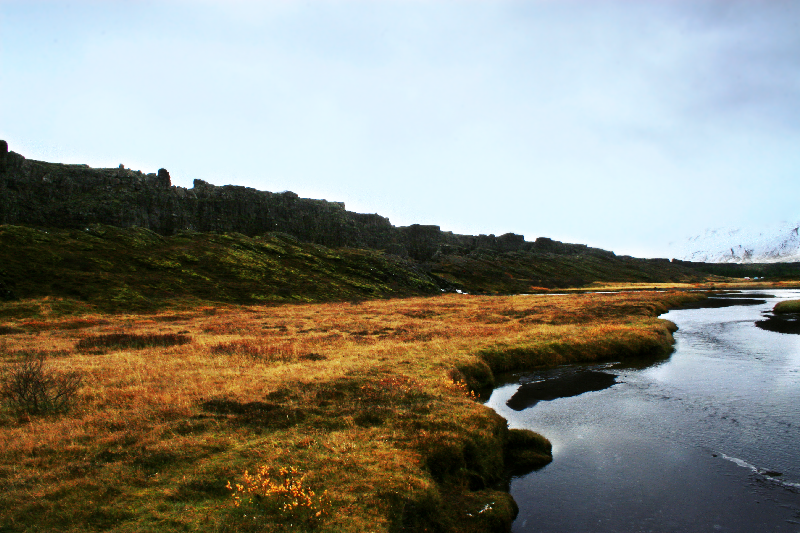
666, 1, 800, 129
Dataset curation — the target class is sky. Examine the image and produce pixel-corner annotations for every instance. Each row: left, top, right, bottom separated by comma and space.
1, 1, 799, 258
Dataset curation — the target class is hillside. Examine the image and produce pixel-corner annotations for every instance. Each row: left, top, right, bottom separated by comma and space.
0, 223, 710, 312
0, 140, 712, 309
0, 225, 444, 312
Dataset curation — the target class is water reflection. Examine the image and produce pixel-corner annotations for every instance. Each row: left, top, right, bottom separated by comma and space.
506, 370, 616, 411
756, 313, 800, 335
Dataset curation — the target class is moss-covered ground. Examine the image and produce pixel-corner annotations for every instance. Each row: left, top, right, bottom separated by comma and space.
773, 299, 800, 313
5, 223, 794, 313
0, 225, 442, 311
429, 251, 704, 293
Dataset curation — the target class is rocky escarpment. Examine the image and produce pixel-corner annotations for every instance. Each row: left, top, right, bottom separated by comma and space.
0, 141, 614, 262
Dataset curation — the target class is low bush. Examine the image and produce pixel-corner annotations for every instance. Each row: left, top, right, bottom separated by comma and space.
0, 353, 83, 415
210, 339, 291, 362
226, 465, 329, 529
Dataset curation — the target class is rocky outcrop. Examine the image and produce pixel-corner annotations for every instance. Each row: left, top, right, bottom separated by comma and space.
0, 142, 616, 261
0, 140, 8, 172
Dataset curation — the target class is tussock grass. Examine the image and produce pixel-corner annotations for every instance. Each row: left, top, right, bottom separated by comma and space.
210, 339, 297, 362
0, 290, 703, 532
505, 429, 553, 477
773, 299, 800, 313
76, 333, 192, 352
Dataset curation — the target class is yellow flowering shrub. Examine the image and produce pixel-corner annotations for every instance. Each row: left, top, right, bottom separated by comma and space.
227, 466, 330, 527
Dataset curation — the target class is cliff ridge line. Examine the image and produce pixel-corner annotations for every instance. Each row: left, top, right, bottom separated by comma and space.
0, 141, 615, 261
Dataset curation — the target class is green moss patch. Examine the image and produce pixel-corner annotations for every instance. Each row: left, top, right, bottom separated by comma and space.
773, 299, 800, 313
0, 224, 443, 312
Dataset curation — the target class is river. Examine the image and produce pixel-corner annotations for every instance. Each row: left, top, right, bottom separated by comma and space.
485, 289, 800, 532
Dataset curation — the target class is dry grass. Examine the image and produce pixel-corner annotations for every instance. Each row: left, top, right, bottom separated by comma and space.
0, 290, 703, 532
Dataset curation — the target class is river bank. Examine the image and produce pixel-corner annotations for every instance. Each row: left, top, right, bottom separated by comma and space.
0, 290, 704, 532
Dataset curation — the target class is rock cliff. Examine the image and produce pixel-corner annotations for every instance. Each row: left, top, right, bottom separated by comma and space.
0, 141, 615, 261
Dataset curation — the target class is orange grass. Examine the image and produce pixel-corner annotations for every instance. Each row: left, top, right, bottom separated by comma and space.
0, 290, 703, 532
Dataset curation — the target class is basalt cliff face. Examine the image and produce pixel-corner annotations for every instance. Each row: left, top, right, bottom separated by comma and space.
0, 141, 613, 262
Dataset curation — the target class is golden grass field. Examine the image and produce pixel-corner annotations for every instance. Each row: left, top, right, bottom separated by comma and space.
0, 288, 732, 532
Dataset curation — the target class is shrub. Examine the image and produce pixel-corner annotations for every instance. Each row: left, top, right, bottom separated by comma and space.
226, 466, 329, 527
0, 353, 83, 415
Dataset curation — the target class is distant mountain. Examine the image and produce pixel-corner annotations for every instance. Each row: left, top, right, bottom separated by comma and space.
672, 222, 800, 263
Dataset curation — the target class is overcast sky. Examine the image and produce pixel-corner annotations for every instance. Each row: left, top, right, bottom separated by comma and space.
2, 1, 798, 257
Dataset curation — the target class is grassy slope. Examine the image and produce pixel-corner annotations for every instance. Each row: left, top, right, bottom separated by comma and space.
430, 252, 704, 294
0, 224, 442, 311
0, 224, 708, 315
0, 290, 704, 532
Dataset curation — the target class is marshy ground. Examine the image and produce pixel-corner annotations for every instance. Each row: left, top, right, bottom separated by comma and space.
0, 287, 785, 532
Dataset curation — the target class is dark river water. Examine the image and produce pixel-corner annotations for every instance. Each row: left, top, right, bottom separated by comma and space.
485, 289, 800, 533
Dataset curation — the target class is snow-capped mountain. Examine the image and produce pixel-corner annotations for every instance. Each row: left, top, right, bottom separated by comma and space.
671, 222, 800, 263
